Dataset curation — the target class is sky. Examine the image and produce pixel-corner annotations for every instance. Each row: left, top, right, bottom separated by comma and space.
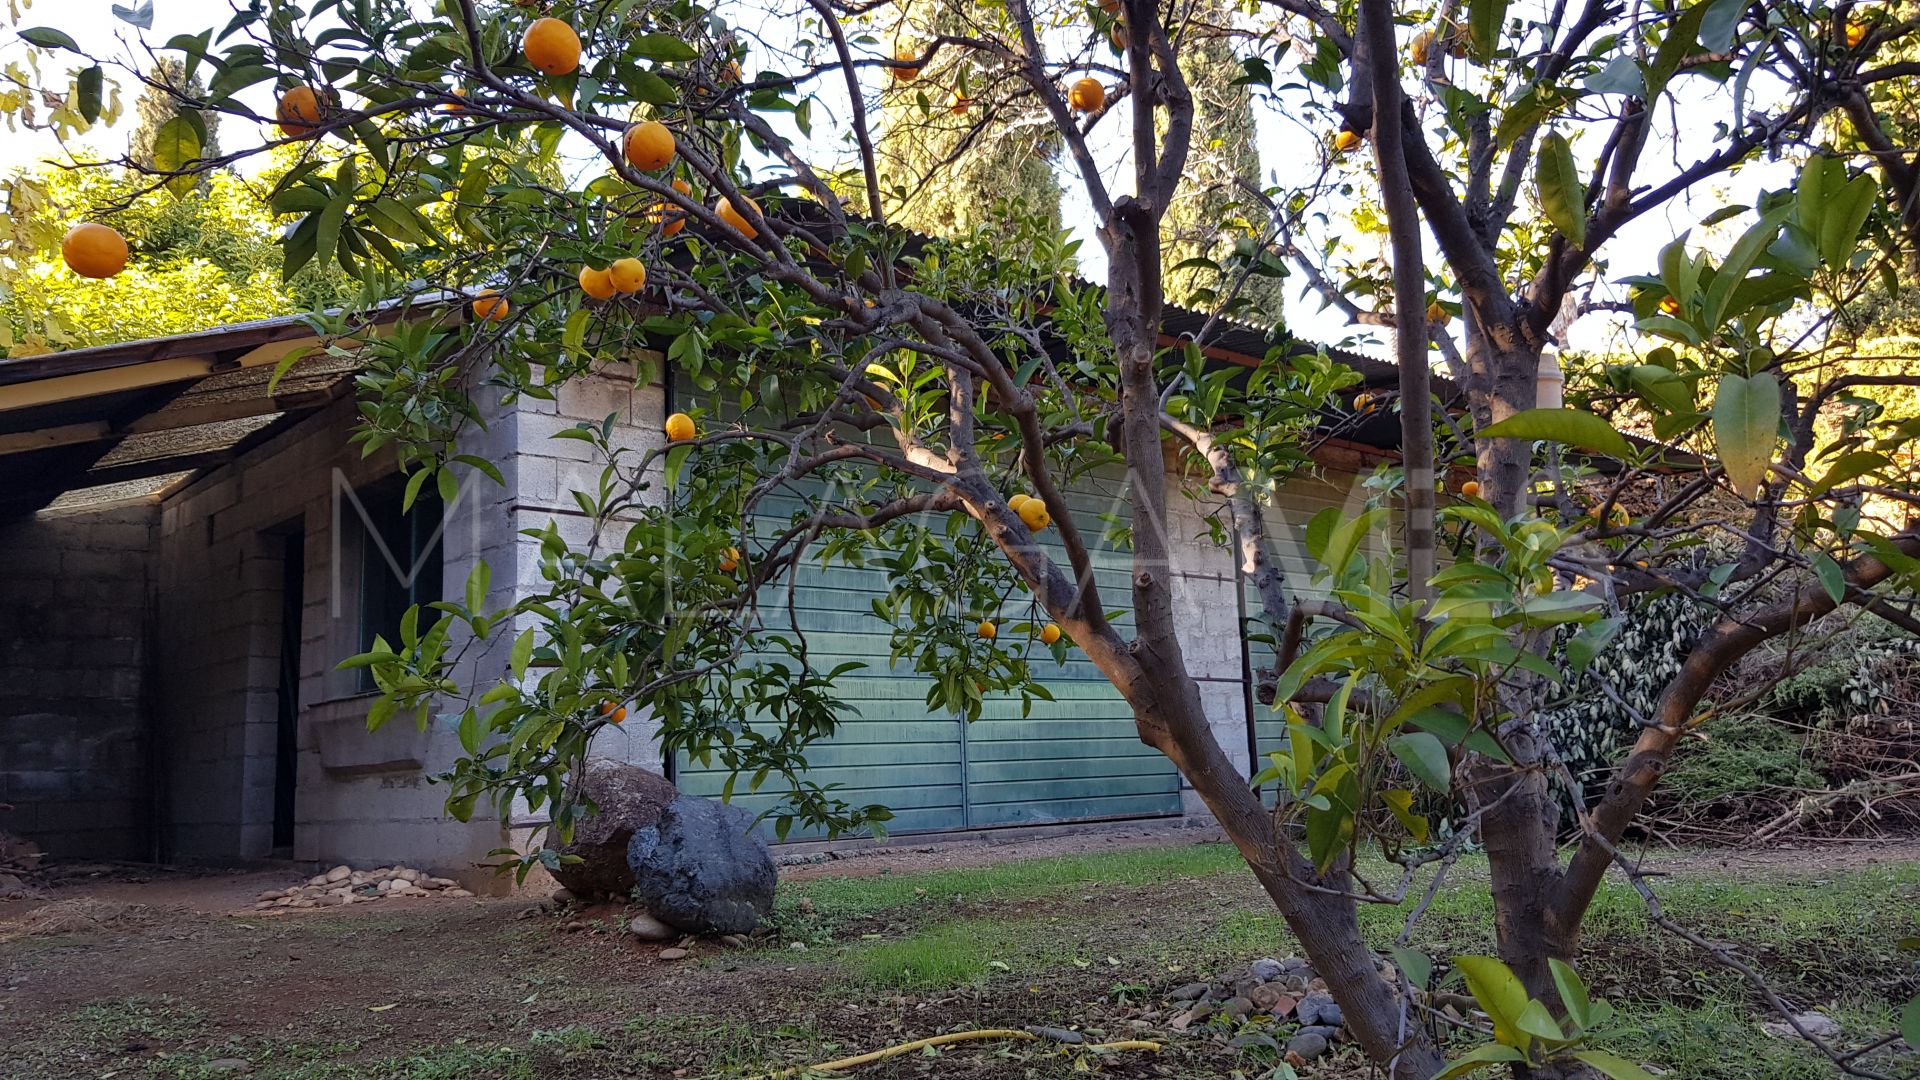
3, 0, 1799, 358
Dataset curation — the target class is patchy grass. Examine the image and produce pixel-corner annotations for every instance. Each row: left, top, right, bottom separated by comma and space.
6, 840, 1919, 1080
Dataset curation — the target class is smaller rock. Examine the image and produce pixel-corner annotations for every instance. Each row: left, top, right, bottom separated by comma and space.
1168, 982, 1210, 1002
1764, 1013, 1842, 1039
444, 889, 473, 898
562, 920, 589, 933
1247, 984, 1291, 1013
1297, 992, 1337, 1027
415, 877, 445, 891
316, 894, 347, 907
206, 1059, 252, 1073
550, 888, 574, 904
429, 877, 460, 889
658, 947, 689, 961
291, 899, 316, 909
789, 941, 807, 952
1285, 1032, 1329, 1060
628, 913, 676, 941
252, 901, 274, 910
307, 874, 329, 887
256, 889, 284, 901
1249, 957, 1283, 982
797, 897, 815, 914
719, 934, 749, 949
325, 865, 351, 883
1218, 996, 1253, 1020
1281, 956, 1311, 974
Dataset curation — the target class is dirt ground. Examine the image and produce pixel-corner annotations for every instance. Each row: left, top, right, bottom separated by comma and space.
3, 829, 1918, 1079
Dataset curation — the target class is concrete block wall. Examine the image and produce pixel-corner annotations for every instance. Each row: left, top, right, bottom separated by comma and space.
154, 392, 520, 878
507, 362, 670, 776
1160, 463, 1382, 821
0, 500, 157, 859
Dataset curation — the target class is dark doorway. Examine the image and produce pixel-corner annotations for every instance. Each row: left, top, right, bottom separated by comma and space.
273, 530, 304, 854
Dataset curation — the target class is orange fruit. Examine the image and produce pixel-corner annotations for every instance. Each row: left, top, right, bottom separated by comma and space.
665, 412, 696, 441
1426, 300, 1450, 326
1354, 391, 1374, 412
1007, 493, 1031, 513
609, 257, 646, 293
1099, 0, 1121, 11
950, 91, 971, 114
1659, 294, 1681, 315
721, 60, 742, 83
1040, 623, 1062, 645
889, 51, 919, 81
1110, 24, 1129, 52
1460, 479, 1481, 498
624, 120, 675, 172
1410, 29, 1433, 65
1068, 77, 1105, 113
276, 85, 323, 138
716, 195, 760, 239
647, 177, 693, 237
440, 88, 469, 113
523, 17, 582, 76
1846, 20, 1867, 47
977, 620, 998, 640
471, 289, 509, 322
61, 223, 128, 279
1334, 129, 1362, 152
719, 546, 741, 572
610, 705, 627, 724
1018, 499, 1050, 531
578, 264, 616, 300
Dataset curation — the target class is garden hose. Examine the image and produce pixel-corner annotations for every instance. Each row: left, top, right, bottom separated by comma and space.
745, 1027, 1162, 1077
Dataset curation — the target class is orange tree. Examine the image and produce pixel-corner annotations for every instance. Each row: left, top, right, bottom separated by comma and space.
12, 0, 1920, 1075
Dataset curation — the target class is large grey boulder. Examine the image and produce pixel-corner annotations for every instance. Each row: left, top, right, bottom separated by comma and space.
626, 794, 775, 935
551, 761, 678, 900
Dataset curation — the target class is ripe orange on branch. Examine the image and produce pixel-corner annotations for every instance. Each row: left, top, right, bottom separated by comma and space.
1068, 77, 1105, 113
977, 621, 998, 640
664, 412, 697, 441
1018, 498, 1051, 531
648, 177, 694, 236
889, 51, 919, 81
1334, 129, 1362, 152
523, 17, 582, 76
1460, 480, 1481, 498
715, 195, 761, 239
61, 223, 128, 279
276, 85, 323, 138
578, 264, 616, 299
624, 121, 676, 172
1040, 624, 1063, 645
471, 289, 509, 322
609, 257, 646, 293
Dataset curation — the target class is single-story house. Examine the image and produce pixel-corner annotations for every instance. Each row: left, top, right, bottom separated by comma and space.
0, 307, 1413, 887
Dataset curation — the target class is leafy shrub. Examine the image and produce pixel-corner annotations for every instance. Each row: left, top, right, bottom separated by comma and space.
1661, 712, 1822, 806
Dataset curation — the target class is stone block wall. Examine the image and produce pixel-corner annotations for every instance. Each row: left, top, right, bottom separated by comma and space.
0, 500, 157, 859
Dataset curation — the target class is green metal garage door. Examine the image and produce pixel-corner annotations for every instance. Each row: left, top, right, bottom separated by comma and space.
674, 476, 1181, 838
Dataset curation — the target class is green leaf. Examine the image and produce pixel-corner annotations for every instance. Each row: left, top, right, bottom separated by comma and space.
75, 65, 103, 124
630, 70, 678, 105
19, 27, 80, 51
1798, 158, 1879, 269
1900, 995, 1920, 1050
1495, 87, 1553, 149
1390, 731, 1451, 793
1431, 1043, 1525, 1079
510, 628, 534, 680
1479, 408, 1632, 458
1549, 958, 1593, 1031
631, 33, 700, 61
1572, 1050, 1660, 1080
150, 115, 204, 195
1711, 371, 1780, 499
1811, 451, 1890, 496
1702, 205, 1792, 329
1535, 131, 1587, 248
1392, 947, 1432, 989
1455, 955, 1532, 1049
1810, 552, 1846, 604
1565, 616, 1623, 674
1467, 0, 1508, 62
1516, 999, 1566, 1043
